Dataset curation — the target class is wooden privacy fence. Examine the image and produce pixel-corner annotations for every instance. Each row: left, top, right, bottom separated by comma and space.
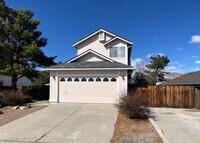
134, 86, 200, 109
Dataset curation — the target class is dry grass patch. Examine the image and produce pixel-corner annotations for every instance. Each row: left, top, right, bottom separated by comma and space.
0, 106, 46, 127
111, 111, 163, 143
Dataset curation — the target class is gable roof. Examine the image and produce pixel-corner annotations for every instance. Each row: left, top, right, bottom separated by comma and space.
43, 61, 133, 70
66, 49, 115, 63
73, 28, 132, 47
161, 71, 200, 86
73, 28, 115, 47
104, 36, 132, 46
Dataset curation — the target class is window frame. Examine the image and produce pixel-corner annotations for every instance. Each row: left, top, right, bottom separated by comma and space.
60, 77, 65, 82
110, 46, 125, 57
81, 77, 87, 82
67, 78, 72, 82
88, 78, 94, 82
96, 77, 101, 82
103, 78, 109, 82
74, 78, 80, 82
111, 77, 117, 82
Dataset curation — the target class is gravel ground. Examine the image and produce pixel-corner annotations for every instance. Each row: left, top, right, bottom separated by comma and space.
0, 106, 46, 127
111, 111, 163, 143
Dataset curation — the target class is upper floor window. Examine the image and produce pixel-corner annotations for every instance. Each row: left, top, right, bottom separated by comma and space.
110, 46, 125, 57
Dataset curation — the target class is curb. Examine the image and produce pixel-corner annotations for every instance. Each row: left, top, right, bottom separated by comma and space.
149, 117, 169, 143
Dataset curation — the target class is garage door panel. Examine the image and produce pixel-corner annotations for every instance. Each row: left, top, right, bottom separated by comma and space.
59, 77, 118, 103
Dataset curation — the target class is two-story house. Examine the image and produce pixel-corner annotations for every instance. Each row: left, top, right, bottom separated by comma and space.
44, 29, 133, 103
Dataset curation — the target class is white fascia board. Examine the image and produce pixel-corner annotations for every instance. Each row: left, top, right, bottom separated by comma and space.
42, 68, 133, 71
101, 29, 116, 37
67, 49, 114, 63
73, 29, 116, 47
104, 36, 133, 46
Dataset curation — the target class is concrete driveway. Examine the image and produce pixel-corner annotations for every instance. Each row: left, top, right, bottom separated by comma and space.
150, 108, 200, 143
0, 103, 118, 143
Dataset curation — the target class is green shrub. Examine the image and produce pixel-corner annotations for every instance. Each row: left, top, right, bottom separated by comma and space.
119, 92, 149, 119
0, 91, 32, 107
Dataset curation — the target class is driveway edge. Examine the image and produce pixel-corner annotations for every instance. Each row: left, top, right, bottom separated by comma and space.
149, 117, 169, 143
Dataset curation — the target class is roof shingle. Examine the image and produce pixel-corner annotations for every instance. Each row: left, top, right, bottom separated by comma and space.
44, 61, 133, 69
161, 71, 200, 86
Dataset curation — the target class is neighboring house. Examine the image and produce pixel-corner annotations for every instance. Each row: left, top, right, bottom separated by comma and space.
44, 28, 133, 103
156, 73, 183, 85
161, 71, 200, 86
0, 75, 32, 87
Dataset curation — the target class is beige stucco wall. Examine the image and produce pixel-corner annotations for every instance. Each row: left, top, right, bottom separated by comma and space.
77, 33, 128, 65
49, 71, 58, 102
49, 70, 127, 103
77, 33, 108, 56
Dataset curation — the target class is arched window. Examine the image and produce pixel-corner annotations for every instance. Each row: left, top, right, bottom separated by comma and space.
111, 77, 117, 82
74, 78, 79, 82
103, 78, 109, 82
60, 77, 65, 82
67, 78, 72, 82
96, 77, 101, 82
81, 77, 87, 82
88, 78, 94, 82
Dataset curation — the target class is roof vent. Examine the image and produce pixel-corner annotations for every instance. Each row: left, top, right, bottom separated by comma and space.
99, 31, 105, 41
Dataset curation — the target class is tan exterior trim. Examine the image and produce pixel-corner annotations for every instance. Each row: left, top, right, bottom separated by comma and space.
104, 36, 133, 46
73, 29, 116, 47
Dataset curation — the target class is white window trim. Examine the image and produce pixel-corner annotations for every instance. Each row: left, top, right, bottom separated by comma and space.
109, 46, 126, 58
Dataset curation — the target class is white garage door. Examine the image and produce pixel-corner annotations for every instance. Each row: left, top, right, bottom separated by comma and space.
59, 77, 118, 103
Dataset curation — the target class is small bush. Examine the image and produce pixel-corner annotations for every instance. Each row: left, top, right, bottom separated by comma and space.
0, 110, 3, 114
0, 91, 32, 107
119, 92, 149, 119
27, 86, 49, 100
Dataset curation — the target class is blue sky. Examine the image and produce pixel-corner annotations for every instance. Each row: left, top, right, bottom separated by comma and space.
6, 0, 200, 73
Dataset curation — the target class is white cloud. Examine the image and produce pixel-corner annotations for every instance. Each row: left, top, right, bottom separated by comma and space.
195, 60, 200, 64
146, 54, 152, 59
177, 48, 186, 51
179, 64, 184, 67
165, 66, 177, 70
189, 35, 200, 43
164, 62, 185, 73
165, 65, 185, 73
145, 53, 165, 59
192, 56, 199, 58
191, 67, 200, 71
157, 53, 165, 56
131, 58, 146, 68
170, 62, 185, 67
